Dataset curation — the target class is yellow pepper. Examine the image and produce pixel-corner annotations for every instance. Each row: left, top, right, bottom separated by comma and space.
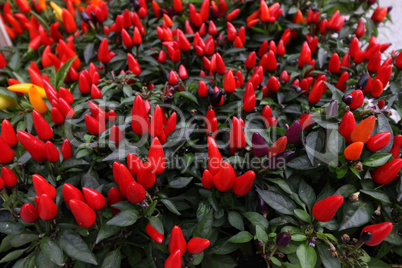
7, 83, 47, 98
28, 85, 48, 114
50, 1, 63, 20
0, 95, 17, 110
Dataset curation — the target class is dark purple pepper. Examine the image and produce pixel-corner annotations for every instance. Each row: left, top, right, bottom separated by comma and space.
285, 122, 302, 144
309, 242, 315, 248
167, 7, 174, 18
81, 11, 91, 23
326, 99, 338, 117
207, 87, 215, 96
367, 0, 377, 5
90, 12, 98, 24
360, 231, 373, 243
387, 6, 393, 13
209, 6, 219, 19
264, 151, 295, 171
210, 90, 223, 107
342, 94, 353, 105
276, 232, 292, 247
356, 72, 369, 90
252, 133, 269, 157
255, 185, 269, 216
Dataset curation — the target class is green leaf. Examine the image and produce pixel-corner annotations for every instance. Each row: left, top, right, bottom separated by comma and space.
193, 209, 213, 238
316, 242, 341, 268
377, 114, 393, 153
169, 177, 193, 188
339, 201, 373, 231
107, 209, 139, 227
175, 91, 198, 104
59, 229, 98, 265
149, 216, 164, 235
291, 233, 307, 241
40, 237, 64, 266
242, 212, 269, 229
367, 258, 391, 268
8, 233, 38, 248
255, 225, 268, 243
0, 248, 27, 263
101, 249, 121, 268
0, 222, 24, 235
298, 180, 316, 211
96, 225, 120, 244
144, 200, 158, 217
362, 153, 392, 167
268, 178, 292, 194
55, 57, 77, 89
293, 209, 311, 223
360, 189, 391, 204
160, 199, 181, 215
227, 231, 253, 243
228, 211, 244, 231
203, 255, 237, 268
296, 244, 317, 268
256, 189, 296, 216
191, 252, 204, 266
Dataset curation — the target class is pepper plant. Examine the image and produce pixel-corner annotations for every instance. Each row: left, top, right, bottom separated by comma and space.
0, 0, 401, 267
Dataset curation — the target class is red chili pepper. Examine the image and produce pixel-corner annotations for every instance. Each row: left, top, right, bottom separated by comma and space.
376, 65, 392, 88
300, 113, 314, 130
59, 87, 74, 104
91, 84, 102, 99
372, 158, 402, 185
262, 105, 272, 120
79, 72, 91, 94
63, 183, 85, 208
20, 203, 38, 223
117, 164, 135, 197
371, 6, 387, 23
355, 19, 365, 37
69, 199, 96, 228
62, 9, 77, 34
205, 109, 218, 138
267, 136, 287, 158
367, 51, 381, 73
120, 29, 133, 48
328, 53, 340, 73
17, 131, 46, 162
15, 0, 31, 13
127, 181, 146, 203
267, 76, 280, 92
312, 195, 344, 222
82, 187, 106, 211
148, 137, 165, 175
38, 194, 58, 220
371, 79, 383, 98
223, 70, 236, 93
32, 110, 53, 141
350, 116, 376, 143
207, 136, 222, 175
366, 132, 391, 151
229, 117, 246, 151
150, 106, 164, 138
1, 119, 18, 147
336, 72, 349, 92
266, 50, 277, 72
202, 169, 214, 189
164, 112, 177, 138
108, 187, 124, 216
361, 222, 392, 246
44, 141, 60, 163
389, 135, 402, 159
177, 30, 191, 51
85, 114, 102, 135
165, 249, 182, 268
168, 70, 179, 85
98, 38, 112, 64
338, 111, 356, 144
32, 174, 56, 199
58, 97, 75, 118
146, 221, 164, 243
50, 107, 64, 125
187, 237, 211, 254
131, 95, 150, 136
110, 125, 123, 148
169, 226, 187, 255
233, 170, 256, 196
1, 167, 17, 188
213, 162, 236, 192
308, 80, 324, 104
127, 154, 143, 177
137, 161, 156, 189
298, 42, 312, 68
243, 83, 256, 113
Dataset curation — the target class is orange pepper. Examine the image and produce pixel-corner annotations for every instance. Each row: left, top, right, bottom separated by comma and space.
350, 116, 376, 143
344, 142, 364, 160
28, 86, 48, 114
